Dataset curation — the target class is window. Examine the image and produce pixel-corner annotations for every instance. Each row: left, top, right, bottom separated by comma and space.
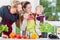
40, 0, 60, 21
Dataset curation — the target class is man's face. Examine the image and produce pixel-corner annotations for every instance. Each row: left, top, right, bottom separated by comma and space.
17, 4, 22, 13
10, 7, 17, 14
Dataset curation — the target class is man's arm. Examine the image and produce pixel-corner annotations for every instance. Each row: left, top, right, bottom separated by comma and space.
0, 17, 2, 23
0, 7, 3, 24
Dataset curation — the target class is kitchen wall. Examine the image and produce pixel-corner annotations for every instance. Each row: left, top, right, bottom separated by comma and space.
0, 0, 39, 12
0, 0, 11, 7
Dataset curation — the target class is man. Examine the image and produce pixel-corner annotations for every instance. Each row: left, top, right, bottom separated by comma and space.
0, 1, 22, 37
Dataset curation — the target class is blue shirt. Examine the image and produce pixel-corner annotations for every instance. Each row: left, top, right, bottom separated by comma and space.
0, 6, 19, 24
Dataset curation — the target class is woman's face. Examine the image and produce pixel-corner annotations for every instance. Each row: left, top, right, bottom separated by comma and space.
17, 4, 22, 13
25, 4, 32, 13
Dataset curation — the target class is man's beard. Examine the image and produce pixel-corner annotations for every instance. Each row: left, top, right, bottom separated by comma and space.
18, 10, 23, 14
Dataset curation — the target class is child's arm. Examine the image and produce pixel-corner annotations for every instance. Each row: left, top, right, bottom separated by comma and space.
44, 16, 45, 22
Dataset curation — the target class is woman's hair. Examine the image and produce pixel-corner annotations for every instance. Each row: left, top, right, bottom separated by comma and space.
11, 1, 21, 8
21, 1, 30, 9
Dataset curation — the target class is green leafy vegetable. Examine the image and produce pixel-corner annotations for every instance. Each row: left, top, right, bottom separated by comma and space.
39, 22, 54, 32
0, 25, 8, 33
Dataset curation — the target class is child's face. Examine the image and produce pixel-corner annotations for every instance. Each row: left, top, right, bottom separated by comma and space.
36, 7, 43, 14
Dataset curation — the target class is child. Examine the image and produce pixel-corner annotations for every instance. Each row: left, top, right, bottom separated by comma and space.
35, 5, 46, 38
36, 5, 45, 22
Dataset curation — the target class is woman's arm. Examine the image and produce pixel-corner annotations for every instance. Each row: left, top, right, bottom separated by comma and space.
20, 14, 28, 31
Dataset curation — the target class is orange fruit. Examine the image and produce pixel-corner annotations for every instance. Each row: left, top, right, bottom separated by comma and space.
9, 32, 16, 38
30, 33, 38, 39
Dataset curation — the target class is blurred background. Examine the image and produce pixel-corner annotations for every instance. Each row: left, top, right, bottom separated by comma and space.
40, 0, 60, 21
0, 0, 60, 21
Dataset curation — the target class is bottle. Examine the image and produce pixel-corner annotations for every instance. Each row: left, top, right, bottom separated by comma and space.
26, 31, 30, 39
20, 30, 22, 36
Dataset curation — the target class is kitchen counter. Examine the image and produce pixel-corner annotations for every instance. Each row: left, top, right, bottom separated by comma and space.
0, 37, 59, 40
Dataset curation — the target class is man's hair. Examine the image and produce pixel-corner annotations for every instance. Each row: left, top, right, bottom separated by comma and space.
11, 1, 21, 8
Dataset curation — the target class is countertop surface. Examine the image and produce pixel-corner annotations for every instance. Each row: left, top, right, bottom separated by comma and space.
0, 37, 59, 40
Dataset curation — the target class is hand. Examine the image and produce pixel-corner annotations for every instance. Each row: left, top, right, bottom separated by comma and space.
24, 13, 29, 20
2, 33, 8, 38
0, 17, 2, 23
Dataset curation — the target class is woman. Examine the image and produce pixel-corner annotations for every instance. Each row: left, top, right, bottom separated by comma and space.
0, 1, 22, 37
21, 1, 38, 38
